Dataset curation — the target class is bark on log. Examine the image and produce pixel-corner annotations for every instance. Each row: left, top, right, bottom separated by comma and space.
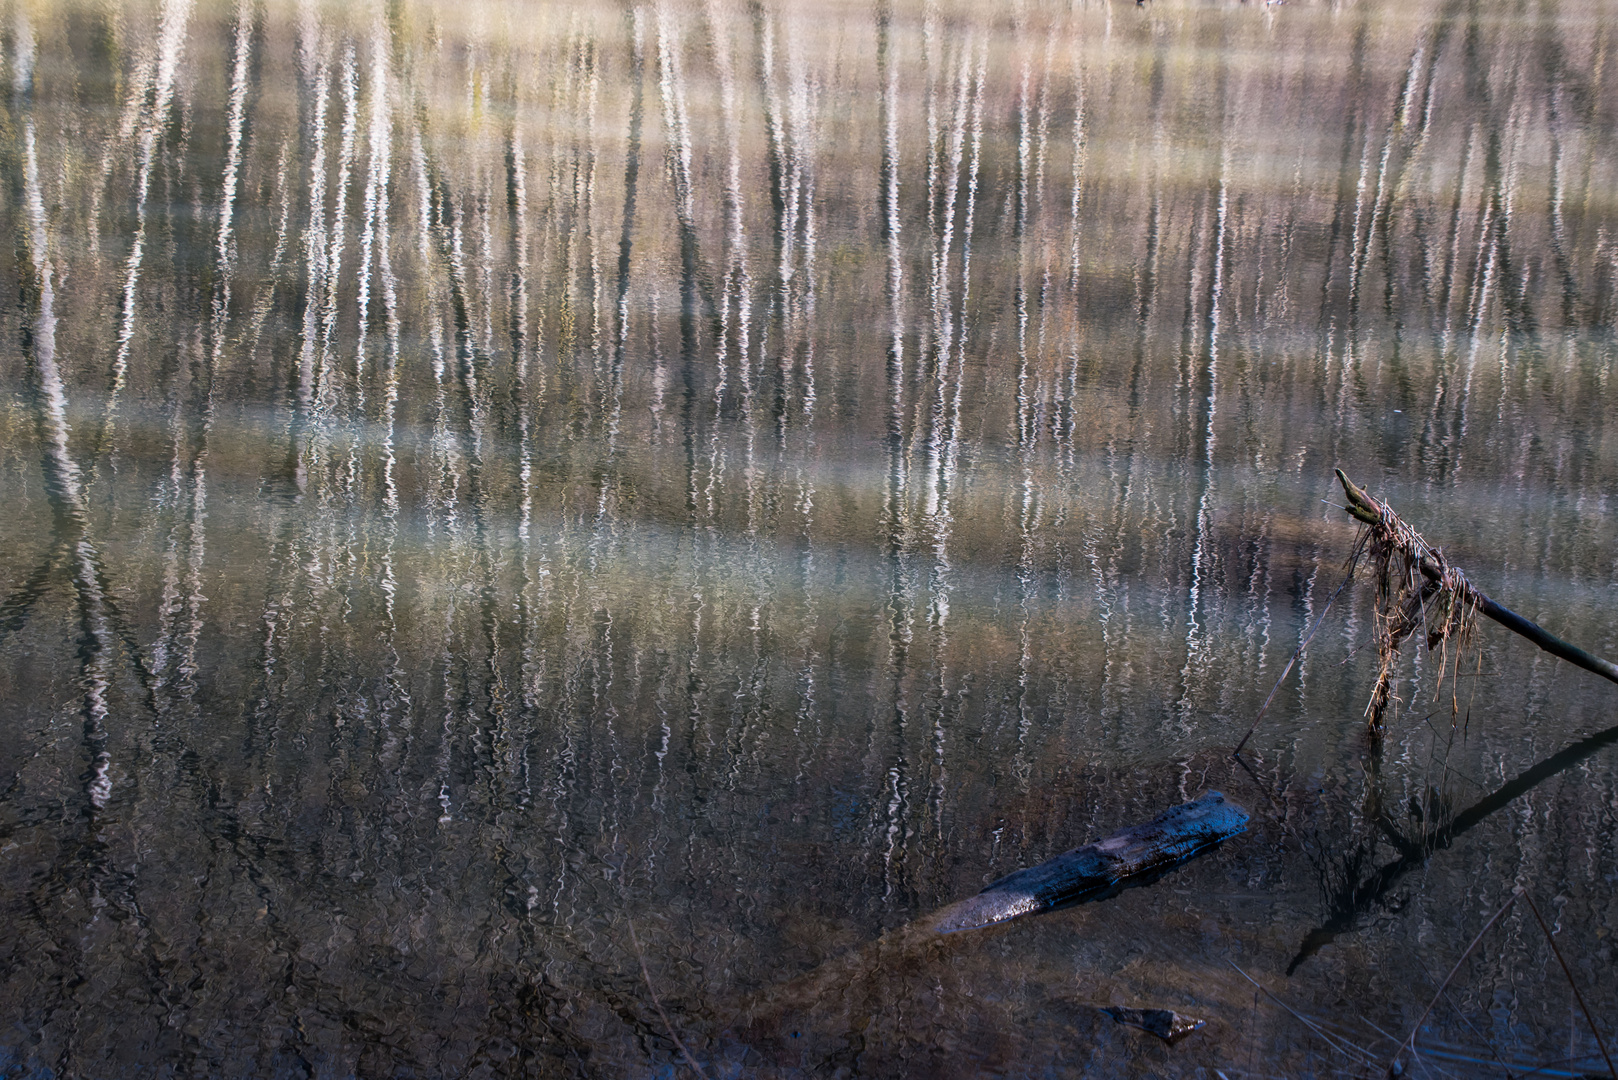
928, 791, 1249, 934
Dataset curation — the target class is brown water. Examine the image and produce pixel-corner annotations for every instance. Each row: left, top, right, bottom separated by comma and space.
2, 0, 1617, 1076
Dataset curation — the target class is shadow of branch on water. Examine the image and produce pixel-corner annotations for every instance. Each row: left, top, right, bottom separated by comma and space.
1286, 716, 1618, 975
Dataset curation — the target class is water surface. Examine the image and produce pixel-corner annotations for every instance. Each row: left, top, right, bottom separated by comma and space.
3, 0, 1618, 1076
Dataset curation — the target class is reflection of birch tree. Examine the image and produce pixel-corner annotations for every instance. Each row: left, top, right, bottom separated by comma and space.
12, 16, 118, 816
3, 2, 1617, 1070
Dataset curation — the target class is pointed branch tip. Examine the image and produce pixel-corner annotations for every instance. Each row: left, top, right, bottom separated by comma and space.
1334, 469, 1383, 526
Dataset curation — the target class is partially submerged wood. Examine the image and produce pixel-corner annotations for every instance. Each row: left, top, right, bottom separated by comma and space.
736, 792, 1248, 1063
1334, 470, 1618, 737
928, 791, 1250, 933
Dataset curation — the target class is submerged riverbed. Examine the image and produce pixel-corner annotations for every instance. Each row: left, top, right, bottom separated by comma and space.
2, 0, 1617, 1076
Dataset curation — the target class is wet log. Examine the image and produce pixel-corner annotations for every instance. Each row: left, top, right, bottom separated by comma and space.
735, 789, 1250, 1062
928, 791, 1250, 934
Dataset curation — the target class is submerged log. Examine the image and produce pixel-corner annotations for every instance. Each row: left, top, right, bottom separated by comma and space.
928, 791, 1249, 934
735, 790, 1250, 1063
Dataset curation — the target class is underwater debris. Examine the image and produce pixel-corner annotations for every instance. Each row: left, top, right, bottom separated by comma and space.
1098, 1006, 1207, 1044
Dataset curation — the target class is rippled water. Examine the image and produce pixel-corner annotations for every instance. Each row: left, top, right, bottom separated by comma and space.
3, 0, 1617, 1076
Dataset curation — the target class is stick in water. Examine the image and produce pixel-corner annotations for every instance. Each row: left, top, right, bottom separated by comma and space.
628, 920, 711, 1080
1387, 890, 1518, 1078
1518, 891, 1617, 1080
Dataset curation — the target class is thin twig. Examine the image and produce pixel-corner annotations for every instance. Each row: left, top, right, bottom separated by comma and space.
1230, 751, 1289, 820
628, 919, 710, 1080
1408, 952, 1520, 1079
1226, 961, 1379, 1066
1388, 891, 1518, 1078
1517, 891, 1617, 1080
1233, 531, 1367, 757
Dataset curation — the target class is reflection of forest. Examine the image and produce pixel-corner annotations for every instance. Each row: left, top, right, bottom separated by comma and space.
2, 0, 1616, 1075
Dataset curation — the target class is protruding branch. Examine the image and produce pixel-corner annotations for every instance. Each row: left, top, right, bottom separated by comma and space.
1334, 470, 1618, 689
1334, 468, 1382, 526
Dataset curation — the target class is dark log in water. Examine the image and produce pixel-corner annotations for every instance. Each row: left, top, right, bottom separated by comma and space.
735, 789, 1250, 1066
928, 791, 1249, 934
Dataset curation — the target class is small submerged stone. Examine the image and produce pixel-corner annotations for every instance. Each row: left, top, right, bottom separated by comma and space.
1098, 1006, 1207, 1044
